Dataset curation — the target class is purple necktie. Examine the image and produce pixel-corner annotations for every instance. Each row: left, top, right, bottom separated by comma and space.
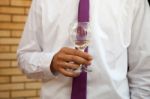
71, 0, 89, 99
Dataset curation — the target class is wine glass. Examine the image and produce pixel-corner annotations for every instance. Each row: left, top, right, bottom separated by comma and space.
69, 21, 92, 73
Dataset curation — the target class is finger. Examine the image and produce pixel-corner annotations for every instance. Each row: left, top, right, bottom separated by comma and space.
59, 68, 80, 77
62, 54, 91, 65
59, 62, 80, 70
61, 47, 93, 60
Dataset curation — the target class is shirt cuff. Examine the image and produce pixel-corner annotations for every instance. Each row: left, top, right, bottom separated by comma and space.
41, 52, 58, 80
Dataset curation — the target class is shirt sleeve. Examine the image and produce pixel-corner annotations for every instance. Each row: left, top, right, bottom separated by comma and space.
17, 0, 56, 81
128, 0, 150, 98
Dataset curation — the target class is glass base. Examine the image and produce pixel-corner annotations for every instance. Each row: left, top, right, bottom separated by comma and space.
74, 65, 92, 73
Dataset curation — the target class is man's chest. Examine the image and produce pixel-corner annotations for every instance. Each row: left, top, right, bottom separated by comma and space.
41, 0, 135, 51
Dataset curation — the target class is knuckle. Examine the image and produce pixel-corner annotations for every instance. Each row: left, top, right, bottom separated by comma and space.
54, 61, 58, 65
74, 50, 79, 55
53, 65, 58, 71
54, 53, 60, 61
58, 67, 62, 71
56, 62, 64, 68
83, 60, 88, 64
55, 65, 60, 71
56, 62, 61, 66
79, 59, 86, 64
61, 47, 68, 52
70, 56, 74, 61
57, 54, 62, 59
74, 56, 83, 63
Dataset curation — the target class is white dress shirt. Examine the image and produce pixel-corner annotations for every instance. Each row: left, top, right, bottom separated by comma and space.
17, 0, 150, 99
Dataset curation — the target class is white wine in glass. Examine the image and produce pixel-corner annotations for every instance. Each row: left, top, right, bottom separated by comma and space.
69, 21, 92, 73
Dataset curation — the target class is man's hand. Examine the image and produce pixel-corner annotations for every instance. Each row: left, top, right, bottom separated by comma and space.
50, 47, 93, 77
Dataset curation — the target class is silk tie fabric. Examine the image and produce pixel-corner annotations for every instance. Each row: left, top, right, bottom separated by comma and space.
71, 0, 89, 99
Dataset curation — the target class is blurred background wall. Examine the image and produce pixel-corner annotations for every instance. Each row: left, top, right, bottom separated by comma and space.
0, 0, 41, 99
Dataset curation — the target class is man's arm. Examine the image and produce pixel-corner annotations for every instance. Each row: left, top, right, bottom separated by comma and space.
128, 0, 150, 98
17, 0, 93, 81
17, 0, 57, 81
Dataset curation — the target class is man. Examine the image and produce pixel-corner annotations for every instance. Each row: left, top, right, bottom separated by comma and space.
17, 0, 150, 99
